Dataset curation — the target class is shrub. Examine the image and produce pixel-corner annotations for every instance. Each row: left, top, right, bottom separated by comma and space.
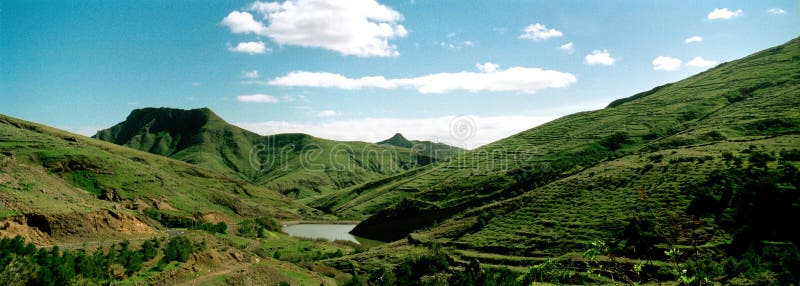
189, 221, 227, 234
162, 236, 194, 263
599, 132, 629, 151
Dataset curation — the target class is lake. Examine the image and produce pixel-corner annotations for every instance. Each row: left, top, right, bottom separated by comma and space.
283, 223, 385, 247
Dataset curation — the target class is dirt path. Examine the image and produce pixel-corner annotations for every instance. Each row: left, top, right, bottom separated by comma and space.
176, 262, 254, 286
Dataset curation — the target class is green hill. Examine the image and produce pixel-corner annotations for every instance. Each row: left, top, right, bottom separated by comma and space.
0, 113, 313, 244
378, 133, 464, 159
322, 37, 800, 282
94, 107, 454, 199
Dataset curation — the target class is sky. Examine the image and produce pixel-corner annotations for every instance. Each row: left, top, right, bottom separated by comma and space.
1, 0, 798, 149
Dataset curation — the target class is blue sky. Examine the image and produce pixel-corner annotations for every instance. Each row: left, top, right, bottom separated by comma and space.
1, 0, 797, 148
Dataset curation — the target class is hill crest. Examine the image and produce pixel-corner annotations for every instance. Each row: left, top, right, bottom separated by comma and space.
93, 108, 458, 199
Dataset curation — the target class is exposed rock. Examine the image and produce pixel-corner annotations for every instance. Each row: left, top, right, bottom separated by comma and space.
154, 200, 176, 211
200, 212, 228, 224
0, 217, 53, 245
0, 210, 155, 245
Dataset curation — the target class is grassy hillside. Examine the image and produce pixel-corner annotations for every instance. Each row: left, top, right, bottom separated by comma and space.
94, 108, 455, 199
0, 113, 314, 244
322, 37, 800, 283
378, 133, 464, 159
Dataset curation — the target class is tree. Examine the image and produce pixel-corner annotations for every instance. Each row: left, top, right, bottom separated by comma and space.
0, 254, 39, 286
163, 236, 193, 263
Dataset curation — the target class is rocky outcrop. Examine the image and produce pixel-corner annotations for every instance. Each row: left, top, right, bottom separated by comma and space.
0, 209, 155, 245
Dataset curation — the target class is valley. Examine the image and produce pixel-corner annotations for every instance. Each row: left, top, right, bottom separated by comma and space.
1, 8, 798, 286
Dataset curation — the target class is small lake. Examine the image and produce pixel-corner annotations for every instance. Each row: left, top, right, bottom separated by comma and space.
283, 223, 385, 247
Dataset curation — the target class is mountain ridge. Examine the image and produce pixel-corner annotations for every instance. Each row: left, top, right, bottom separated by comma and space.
93, 108, 460, 199
0, 112, 314, 244
337, 37, 800, 247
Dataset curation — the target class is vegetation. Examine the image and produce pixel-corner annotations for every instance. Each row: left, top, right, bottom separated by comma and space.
0, 235, 201, 285
93, 108, 460, 199
378, 133, 463, 163
189, 221, 228, 234
0, 37, 798, 285
325, 37, 800, 284
238, 216, 281, 238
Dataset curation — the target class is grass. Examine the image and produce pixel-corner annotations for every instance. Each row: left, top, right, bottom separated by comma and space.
94, 107, 461, 199
1, 36, 798, 286
0, 112, 317, 237
316, 36, 800, 282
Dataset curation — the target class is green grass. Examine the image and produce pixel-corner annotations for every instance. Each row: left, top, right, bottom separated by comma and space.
0, 113, 316, 235
93, 108, 461, 199
320, 37, 800, 282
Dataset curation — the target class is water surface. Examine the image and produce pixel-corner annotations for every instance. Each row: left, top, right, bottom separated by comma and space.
283, 223, 384, 247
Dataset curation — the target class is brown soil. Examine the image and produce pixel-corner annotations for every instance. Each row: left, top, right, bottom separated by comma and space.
0, 209, 155, 245
200, 212, 228, 224
0, 217, 53, 245
154, 199, 177, 211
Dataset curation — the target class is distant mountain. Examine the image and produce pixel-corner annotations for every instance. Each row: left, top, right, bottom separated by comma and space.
330, 36, 800, 269
378, 133, 463, 159
0, 113, 312, 245
94, 108, 451, 198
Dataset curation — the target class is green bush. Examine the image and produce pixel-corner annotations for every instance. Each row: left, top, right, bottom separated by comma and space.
599, 132, 628, 151
0, 235, 175, 285
189, 221, 227, 234
162, 236, 195, 263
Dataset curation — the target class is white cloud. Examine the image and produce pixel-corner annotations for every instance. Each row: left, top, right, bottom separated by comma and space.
559, 42, 574, 54
237, 94, 280, 103
584, 50, 615, 65
686, 57, 718, 68
234, 115, 558, 149
220, 11, 268, 34
652, 56, 682, 71
228, 41, 269, 54
767, 8, 786, 15
267, 64, 577, 94
317, 110, 339, 117
684, 36, 703, 44
243, 70, 259, 78
707, 8, 743, 20
440, 40, 475, 50
519, 23, 563, 41
475, 62, 499, 73
222, 0, 408, 57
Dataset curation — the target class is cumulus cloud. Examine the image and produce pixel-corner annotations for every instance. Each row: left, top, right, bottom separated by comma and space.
220, 11, 268, 34
767, 8, 786, 15
221, 0, 408, 57
237, 94, 280, 103
559, 42, 574, 54
584, 50, 615, 65
243, 70, 259, 78
475, 62, 499, 73
685, 36, 703, 44
519, 23, 563, 41
267, 64, 576, 94
686, 57, 718, 68
652, 56, 682, 71
228, 41, 269, 54
235, 115, 558, 149
317, 110, 339, 117
707, 8, 743, 20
